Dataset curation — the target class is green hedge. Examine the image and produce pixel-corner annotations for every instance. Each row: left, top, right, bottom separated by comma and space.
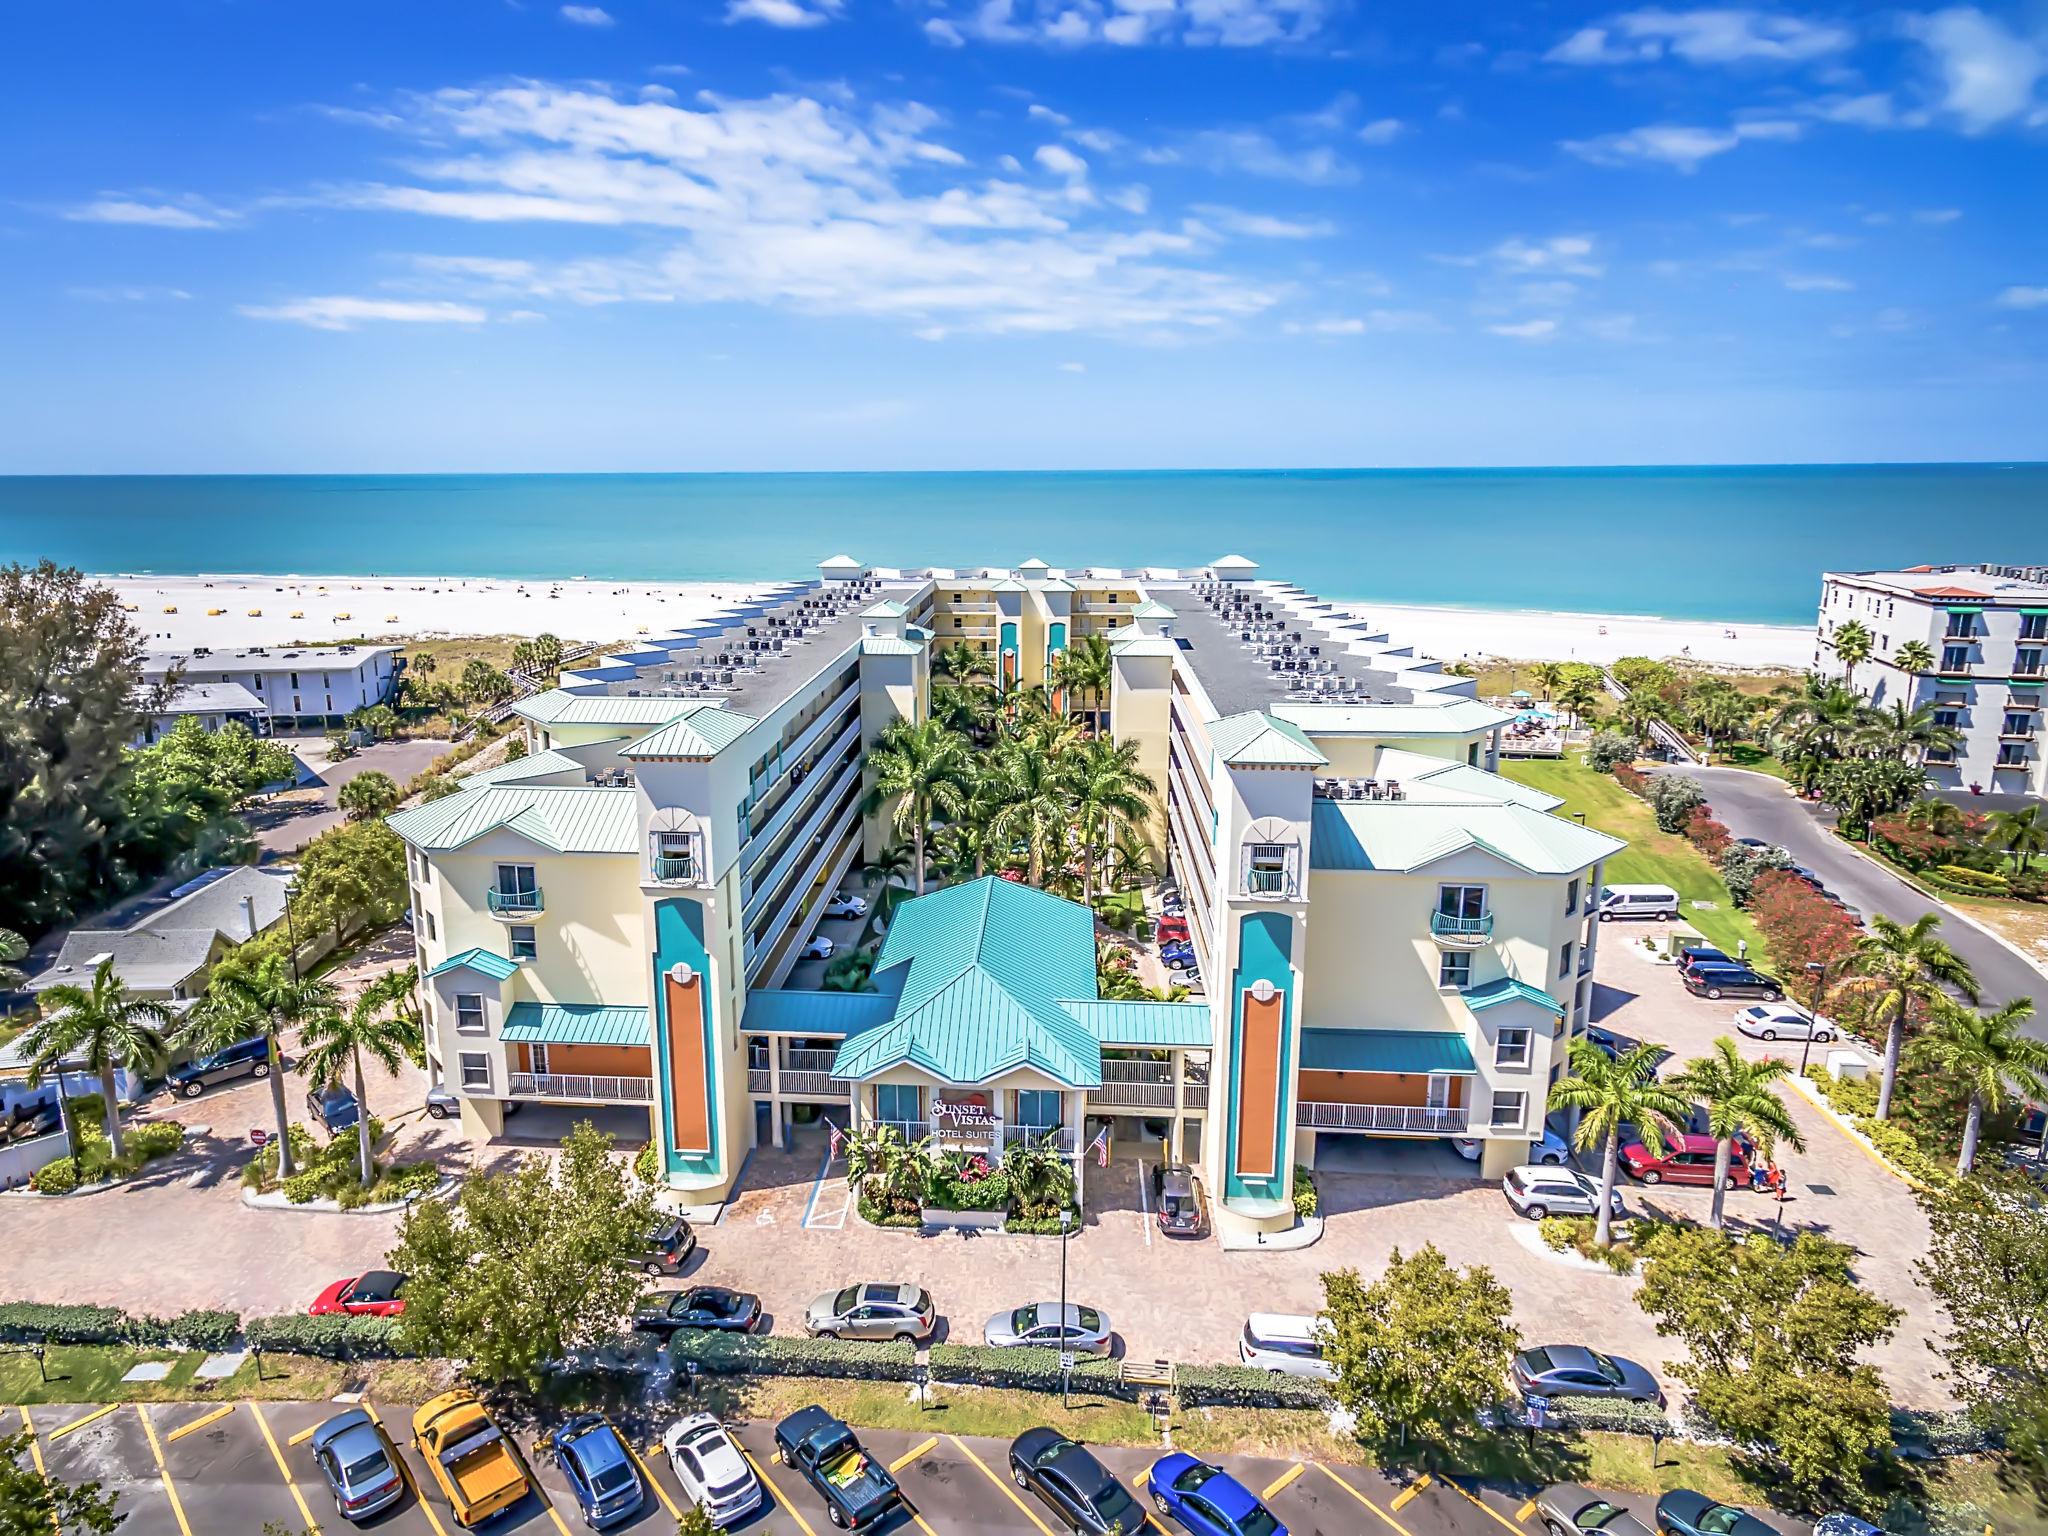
1175, 1363, 1333, 1410
1543, 1393, 1674, 1438
0, 1303, 241, 1351
243, 1313, 413, 1359
666, 1332, 917, 1382
929, 1344, 1133, 1400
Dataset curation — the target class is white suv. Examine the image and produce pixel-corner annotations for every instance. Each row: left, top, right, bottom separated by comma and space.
1502, 1165, 1623, 1221
1238, 1313, 1337, 1382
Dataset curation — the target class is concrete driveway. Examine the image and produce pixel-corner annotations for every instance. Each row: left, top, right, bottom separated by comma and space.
244, 735, 453, 857
1665, 764, 2046, 1014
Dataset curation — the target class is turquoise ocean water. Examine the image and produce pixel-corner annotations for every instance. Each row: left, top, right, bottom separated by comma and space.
2, 464, 2041, 626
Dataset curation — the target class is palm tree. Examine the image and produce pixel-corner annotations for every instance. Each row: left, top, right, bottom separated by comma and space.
929, 680, 998, 740
1557, 674, 1602, 729
0, 927, 25, 991
1829, 619, 1874, 693
1990, 805, 2048, 875
1052, 633, 1113, 721
1068, 736, 1157, 906
1671, 1038, 1807, 1228
1894, 638, 1936, 684
1106, 826, 1157, 894
1686, 679, 1751, 759
1531, 661, 1566, 704
1768, 677, 1872, 765
1540, 1048, 1687, 1253
860, 840, 916, 923
1856, 700, 1963, 764
296, 976, 418, 1187
932, 819, 993, 885
862, 717, 969, 898
1913, 996, 2045, 1173
18, 960, 171, 1159
183, 953, 340, 1179
986, 740, 1074, 886
932, 642, 995, 688
1548, 1039, 1692, 1247
1847, 912, 1979, 1121
1904, 796, 1966, 835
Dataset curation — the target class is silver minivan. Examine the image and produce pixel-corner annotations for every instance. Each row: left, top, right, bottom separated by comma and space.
1238, 1313, 1337, 1382
1597, 883, 1680, 922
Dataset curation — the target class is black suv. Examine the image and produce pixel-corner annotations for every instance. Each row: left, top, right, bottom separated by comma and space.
620, 1217, 697, 1276
1682, 964, 1784, 1001
166, 1037, 275, 1099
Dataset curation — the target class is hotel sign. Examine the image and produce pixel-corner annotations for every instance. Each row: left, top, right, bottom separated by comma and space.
932, 1093, 997, 1130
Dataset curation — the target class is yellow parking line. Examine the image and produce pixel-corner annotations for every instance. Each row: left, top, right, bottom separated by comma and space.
891, 1435, 939, 1473
1316, 1462, 1412, 1536
1262, 1462, 1307, 1500
249, 1401, 324, 1533
948, 1433, 1055, 1536
1391, 1472, 1433, 1511
740, 1447, 819, 1536
166, 1403, 236, 1443
531, 1476, 573, 1536
20, 1407, 57, 1535
362, 1404, 450, 1536
136, 1406, 196, 1536
1441, 1476, 1527, 1532
908, 1511, 940, 1536
46, 1402, 120, 1441
289, 1422, 320, 1446
1126, 1474, 1173, 1535
626, 1438, 682, 1520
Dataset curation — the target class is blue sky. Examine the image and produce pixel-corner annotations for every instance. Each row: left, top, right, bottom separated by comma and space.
3, 2, 2045, 471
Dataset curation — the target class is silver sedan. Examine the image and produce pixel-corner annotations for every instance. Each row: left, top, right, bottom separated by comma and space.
982, 1301, 1113, 1355
1733, 1004, 1835, 1043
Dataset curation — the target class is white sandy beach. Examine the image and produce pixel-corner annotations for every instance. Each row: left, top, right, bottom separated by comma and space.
97, 572, 1814, 672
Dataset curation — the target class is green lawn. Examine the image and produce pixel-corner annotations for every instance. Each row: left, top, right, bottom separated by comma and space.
1502, 756, 1762, 957
1710, 742, 1794, 781
0, 1345, 345, 1404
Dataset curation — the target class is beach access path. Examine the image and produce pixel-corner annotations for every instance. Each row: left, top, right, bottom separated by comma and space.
1666, 764, 2048, 1015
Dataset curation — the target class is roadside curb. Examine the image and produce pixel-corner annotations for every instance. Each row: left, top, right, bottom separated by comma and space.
1784, 1075, 1926, 1193
1829, 835, 2048, 979
240, 1172, 457, 1215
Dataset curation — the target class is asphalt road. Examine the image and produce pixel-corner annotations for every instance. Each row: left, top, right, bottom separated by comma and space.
1670, 764, 2046, 1014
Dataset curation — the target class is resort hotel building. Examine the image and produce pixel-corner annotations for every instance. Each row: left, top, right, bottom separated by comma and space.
138, 642, 402, 739
389, 556, 1623, 1239
1816, 563, 2048, 797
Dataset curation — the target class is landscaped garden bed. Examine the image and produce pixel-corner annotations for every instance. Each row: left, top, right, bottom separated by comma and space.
23, 1096, 185, 1195
240, 1120, 443, 1209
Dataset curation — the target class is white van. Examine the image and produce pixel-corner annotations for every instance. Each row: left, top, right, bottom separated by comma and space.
1597, 884, 1680, 922
1238, 1313, 1337, 1382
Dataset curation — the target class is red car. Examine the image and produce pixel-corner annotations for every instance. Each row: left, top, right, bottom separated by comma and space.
1155, 917, 1190, 938
310, 1270, 409, 1317
1620, 1134, 1750, 1189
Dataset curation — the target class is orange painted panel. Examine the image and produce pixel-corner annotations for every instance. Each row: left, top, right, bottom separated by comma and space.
544, 1044, 653, 1077
666, 974, 711, 1154
1235, 990, 1283, 1180
1297, 1070, 1464, 1108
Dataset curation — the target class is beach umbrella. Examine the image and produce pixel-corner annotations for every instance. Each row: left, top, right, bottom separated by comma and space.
1510, 689, 1533, 699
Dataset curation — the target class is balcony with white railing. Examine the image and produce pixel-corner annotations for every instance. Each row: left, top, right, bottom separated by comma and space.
1298, 1101, 1469, 1133
508, 1072, 654, 1104
1429, 910, 1493, 948
1085, 1058, 1211, 1111
1003, 1125, 1079, 1154
486, 886, 544, 919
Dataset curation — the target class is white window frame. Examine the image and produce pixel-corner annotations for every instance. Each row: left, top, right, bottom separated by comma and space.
1438, 949, 1472, 989
1495, 1027, 1531, 1069
458, 1052, 492, 1092
1242, 842, 1293, 899
455, 994, 487, 1034
1437, 883, 1487, 920
1490, 1090, 1527, 1130
508, 925, 537, 961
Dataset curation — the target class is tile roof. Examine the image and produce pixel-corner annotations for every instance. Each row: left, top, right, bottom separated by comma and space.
456, 748, 588, 790
1309, 798, 1624, 876
1058, 1000, 1213, 1047
501, 1002, 650, 1046
387, 786, 641, 855
1205, 711, 1330, 767
1461, 977, 1565, 1017
427, 947, 522, 982
830, 877, 1105, 1087
620, 704, 759, 759
1299, 1028, 1477, 1075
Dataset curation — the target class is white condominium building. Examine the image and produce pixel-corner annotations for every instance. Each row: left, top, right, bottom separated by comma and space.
1816, 563, 2047, 796
389, 556, 1621, 1241
140, 642, 402, 734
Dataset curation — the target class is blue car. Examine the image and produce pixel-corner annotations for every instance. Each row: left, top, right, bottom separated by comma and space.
1146, 1453, 1286, 1536
549, 1415, 645, 1528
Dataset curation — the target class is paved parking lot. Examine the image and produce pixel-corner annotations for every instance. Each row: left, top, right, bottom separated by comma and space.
9, 1395, 1650, 1536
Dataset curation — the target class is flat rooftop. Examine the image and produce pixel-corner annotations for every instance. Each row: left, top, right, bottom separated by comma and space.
143, 643, 399, 674
603, 580, 928, 718
1830, 564, 2048, 602
1147, 588, 1416, 719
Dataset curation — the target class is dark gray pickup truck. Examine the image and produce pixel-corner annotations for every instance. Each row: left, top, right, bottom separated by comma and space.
773, 1406, 904, 1530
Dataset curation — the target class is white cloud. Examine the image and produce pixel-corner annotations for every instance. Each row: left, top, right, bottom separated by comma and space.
297, 82, 1285, 340
1517, 279, 1579, 306
1489, 318, 1559, 340
932, 0, 1327, 48
1191, 205, 1334, 239
1168, 128, 1354, 184
559, 5, 614, 24
1782, 273, 1853, 292
925, 16, 965, 43
1284, 310, 1437, 336
1903, 7, 2047, 133
1548, 8, 1852, 67
238, 296, 489, 331
1583, 314, 1643, 342
726, 0, 842, 27
66, 285, 193, 302
1810, 92, 1896, 127
1996, 286, 2048, 310
64, 198, 228, 229
1059, 360, 1087, 371
1914, 207, 1963, 224
1563, 118, 1797, 171
1356, 117, 1404, 146
1027, 104, 1072, 126
1481, 235, 1604, 278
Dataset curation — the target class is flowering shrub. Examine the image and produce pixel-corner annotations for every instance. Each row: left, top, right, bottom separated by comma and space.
1614, 763, 1651, 797
1682, 807, 1734, 860
1749, 869, 1861, 980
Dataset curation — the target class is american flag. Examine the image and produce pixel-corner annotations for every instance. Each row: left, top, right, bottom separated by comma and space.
1087, 1126, 1111, 1167
825, 1119, 843, 1158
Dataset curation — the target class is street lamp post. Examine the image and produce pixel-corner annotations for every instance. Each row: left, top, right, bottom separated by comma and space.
1057, 1206, 1073, 1409
283, 880, 301, 982
1799, 959, 1831, 1081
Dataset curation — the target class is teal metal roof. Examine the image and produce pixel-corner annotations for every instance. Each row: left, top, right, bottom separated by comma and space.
742, 988, 900, 1037
1461, 977, 1565, 1017
1131, 599, 1176, 619
862, 636, 925, 657
1309, 798, 1623, 876
1059, 1000, 1213, 1047
1371, 748, 1564, 811
1272, 699, 1515, 736
862, 600, 909, 618
830, 877, 1104, 1087
387, 786, 641, 854
511, 690, 715, 727
502, 1003, 650, 1046
427, 947, 521, 981
621, 704, 759, 759
1109, 631, 1180, 657
1300, 1028, 1477, 1075
1206, 711, 1329, 768
456, 748, 587, 791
